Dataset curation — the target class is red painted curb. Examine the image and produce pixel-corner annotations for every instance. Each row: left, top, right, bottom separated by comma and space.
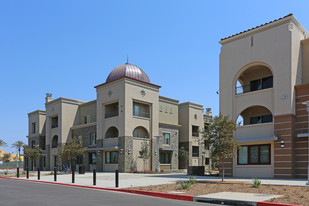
257, 202, 302, 206
0, 176, 193, 202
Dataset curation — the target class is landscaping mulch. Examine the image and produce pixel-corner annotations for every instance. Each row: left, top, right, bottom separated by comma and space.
132, 182, 309, 205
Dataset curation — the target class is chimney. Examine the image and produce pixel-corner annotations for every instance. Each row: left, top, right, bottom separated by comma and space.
205, 108, 212, 116
45, 93, 53, 103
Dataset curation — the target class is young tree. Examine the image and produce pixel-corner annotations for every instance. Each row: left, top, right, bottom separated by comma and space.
139, 140, 151, 171
24, 145, 43, 171
11, 141, 25, 162
178, 146, 189, 169
0, 139, 7, 148
1, 153, 12, 170
204, 114, 239, 181
58, 137, 86, 171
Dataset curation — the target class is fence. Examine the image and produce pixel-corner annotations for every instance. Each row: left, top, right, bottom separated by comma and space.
0, 161, 24, 169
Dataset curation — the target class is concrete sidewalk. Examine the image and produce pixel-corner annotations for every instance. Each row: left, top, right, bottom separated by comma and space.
19, 172, 309, 188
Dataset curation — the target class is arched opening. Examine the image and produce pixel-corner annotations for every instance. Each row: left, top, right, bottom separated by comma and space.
133, 126, 149, 138
237, 106, 273, 126
105, 127, 119, 138
235, 65, 273, 94
52, 135, 58, 148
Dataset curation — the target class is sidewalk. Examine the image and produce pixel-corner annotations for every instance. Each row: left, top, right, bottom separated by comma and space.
19, 172, 308, 188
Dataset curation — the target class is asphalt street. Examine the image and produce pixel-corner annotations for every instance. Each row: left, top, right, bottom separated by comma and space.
0, 179, 219, 206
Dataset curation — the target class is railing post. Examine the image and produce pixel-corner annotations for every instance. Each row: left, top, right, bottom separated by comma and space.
72, 168, 75, 183
17, 167, 19, 178
93, 169, 96, 185
26, 168, 29, 179
115, 170, 119, 188
54, 167, 57, 182
38, 168, 40, 180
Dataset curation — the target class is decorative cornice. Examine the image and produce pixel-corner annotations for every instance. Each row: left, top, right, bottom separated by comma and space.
45, 97, 85, 106
159, 122, 181, 128
159, 96, 179, 105
71, 122, 97, 130
28, 110, 46, 116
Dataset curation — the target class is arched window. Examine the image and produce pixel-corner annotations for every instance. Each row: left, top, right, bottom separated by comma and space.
105, 127, 119, 138
52, 135, 58, 148
133, 126, 148, 138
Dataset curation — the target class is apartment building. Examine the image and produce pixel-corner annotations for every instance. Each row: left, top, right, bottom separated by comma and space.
219, 14, 309, 179
27, 62, 211, 172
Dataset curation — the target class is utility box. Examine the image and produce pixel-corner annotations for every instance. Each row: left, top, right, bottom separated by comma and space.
187, 166, 204, 176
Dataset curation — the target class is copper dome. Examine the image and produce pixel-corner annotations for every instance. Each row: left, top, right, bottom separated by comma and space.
106, 63, 150, 83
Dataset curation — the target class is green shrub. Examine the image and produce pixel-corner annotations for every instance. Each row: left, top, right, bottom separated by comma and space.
50, 171, 54, 175
180, 181, 191, 189
22, 171, 26, 174
189, 176, 196, 185
252, 177, 261, 188
4, 171, 8, 175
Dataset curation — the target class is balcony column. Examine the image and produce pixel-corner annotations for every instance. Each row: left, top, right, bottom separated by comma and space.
303, 102, 309, 185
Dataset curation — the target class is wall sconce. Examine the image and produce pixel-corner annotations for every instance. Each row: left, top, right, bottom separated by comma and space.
120, 149, 123, 154
281, 140, 285, 148
154, 151, 157, 156
128, 148, 131, 155
97, 151, 101, 155
175, 153, 177, 157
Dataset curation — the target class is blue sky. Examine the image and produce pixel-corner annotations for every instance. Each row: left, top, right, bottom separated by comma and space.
1, 0, 309, 153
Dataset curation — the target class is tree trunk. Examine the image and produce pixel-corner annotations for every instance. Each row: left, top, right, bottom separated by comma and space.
32, 159, 34, 171
222, 159, 225, 182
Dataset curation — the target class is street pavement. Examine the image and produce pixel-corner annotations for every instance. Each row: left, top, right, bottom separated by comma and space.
0, 178, 218, 206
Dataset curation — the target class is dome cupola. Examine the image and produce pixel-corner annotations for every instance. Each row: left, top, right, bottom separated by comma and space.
106, 62, 150, 83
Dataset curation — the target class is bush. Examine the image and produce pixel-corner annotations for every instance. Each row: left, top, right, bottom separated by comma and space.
252, 177, 261, 188
177, 178, 193, 189
22, 171, 26, 174
189, 176, 196, 185
50, 171, 54, 175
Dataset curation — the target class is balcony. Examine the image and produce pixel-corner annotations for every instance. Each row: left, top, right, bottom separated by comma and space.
133, 102, 150, 118
236, 76, 273, 95
105, 102, 119, 119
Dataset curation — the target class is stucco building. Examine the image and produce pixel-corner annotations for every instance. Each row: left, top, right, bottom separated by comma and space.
219, 14, 309, 179
27, 62, 211, 172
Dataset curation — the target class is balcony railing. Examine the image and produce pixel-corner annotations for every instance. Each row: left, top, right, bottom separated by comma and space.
192, 152, 199, 157
105, 111, 119, 118
192, 132, 199, 137
133, 111, 150, 118
236, 77, 273, 95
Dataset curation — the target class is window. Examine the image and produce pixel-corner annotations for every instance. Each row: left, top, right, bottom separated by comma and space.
52, 136, 58, 148
105, 127, 119, 138
192, 126, 199, 137
32, 123, 36, 134
133, 102, 150, 118
160, 152, 171, 164
205, 158, 210, 165
31, 140, 35, 149
163, 133, 170, 145
237, 144, 270, 165
105, 102, 119, 118
90, 133, 96, 145
89, 153, 96, 164
192, 146, 199, 157
105, 151, 118, 164
250, 76, 273, 92
51, 116, 58, 128
84, 115, 91, 124
78, 135, 83, 145
262, 76, 273, 89
77, 156, 83, 164
250, 114, 273, 124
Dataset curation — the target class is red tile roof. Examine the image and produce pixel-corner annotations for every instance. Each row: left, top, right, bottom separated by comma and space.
221, 13, 293, 41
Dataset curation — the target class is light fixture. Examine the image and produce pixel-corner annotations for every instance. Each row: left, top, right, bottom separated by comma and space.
128, 148, 131, 155
120, 149, 123, 154
281, 140, 285, 148
154, 151, 157, 156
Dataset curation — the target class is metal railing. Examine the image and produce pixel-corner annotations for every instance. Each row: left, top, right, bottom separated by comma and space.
105, 111, 119, 118
236, 81, 272, 95
0, 161, 24, 169
133, 111, 150, 118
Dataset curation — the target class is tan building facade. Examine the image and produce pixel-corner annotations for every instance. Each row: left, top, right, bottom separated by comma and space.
27, 62, 211, 172
219, 14, 309, 178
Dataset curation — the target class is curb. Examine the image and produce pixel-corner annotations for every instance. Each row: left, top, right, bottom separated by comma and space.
257, 202, 302, 206
0, 176, 193, 202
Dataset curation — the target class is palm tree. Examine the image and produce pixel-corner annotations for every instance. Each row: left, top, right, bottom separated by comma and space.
11, 141, 25, 162
0, 139, 7, 148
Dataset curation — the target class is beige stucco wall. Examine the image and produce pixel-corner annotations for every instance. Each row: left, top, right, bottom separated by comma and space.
28, 110, 46, 136
79, 100, 97, 125
159, 96, 179, 126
